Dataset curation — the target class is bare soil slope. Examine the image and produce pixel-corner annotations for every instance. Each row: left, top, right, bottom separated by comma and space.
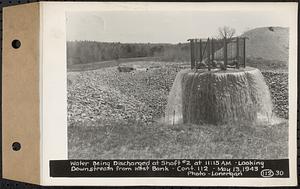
242, 27, 289, 62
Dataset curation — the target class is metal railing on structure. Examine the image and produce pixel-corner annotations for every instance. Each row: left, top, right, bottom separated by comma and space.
187, 37, 247, 70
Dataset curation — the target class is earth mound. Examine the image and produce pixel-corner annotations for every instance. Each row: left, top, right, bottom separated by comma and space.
242, 27, 289, 62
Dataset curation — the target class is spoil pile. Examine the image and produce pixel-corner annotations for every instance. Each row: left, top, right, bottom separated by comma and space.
242, 27, 289, 62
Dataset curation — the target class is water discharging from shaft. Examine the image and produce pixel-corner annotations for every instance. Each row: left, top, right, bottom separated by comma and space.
165, 67, 274, 125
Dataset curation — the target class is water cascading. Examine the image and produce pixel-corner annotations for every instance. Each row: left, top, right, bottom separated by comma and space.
164, 67, 274, 125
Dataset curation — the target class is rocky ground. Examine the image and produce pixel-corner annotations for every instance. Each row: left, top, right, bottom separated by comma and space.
68, 62, 180, 127
68, 62, 288, 126
262, 71, 288, 119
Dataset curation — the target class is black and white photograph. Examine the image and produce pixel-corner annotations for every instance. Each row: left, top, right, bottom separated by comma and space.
66, 9, 291, 160
2, 1, 297, 186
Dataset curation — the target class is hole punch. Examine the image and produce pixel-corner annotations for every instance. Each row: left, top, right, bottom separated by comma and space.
12, 142, 21, 151
11, 39, 21, 49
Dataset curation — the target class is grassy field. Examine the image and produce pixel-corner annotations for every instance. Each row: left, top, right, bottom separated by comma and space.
68, 61, 288, 159
67, 57, 158, 72
69, 120, 288, 159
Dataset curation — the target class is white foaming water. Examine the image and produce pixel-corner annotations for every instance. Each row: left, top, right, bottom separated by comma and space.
165, 67, 275, 126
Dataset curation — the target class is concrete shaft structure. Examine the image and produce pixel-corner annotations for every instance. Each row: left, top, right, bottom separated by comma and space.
165, 67, 273, 125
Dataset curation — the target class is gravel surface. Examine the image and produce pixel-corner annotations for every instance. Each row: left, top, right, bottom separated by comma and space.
262, 71, 288, 119
68, 70, 151, 127
68, 62, 288, 127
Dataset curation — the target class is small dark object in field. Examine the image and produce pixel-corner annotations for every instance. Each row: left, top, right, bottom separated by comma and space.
115, 104, 125, 110
268, 27, 274, 32
232, 59, 239, 69
67, 78, 72, 86
211, 60, 217, 68
217, 61, 226, 70
196, 61, 207, 69
117, 66, 135, 72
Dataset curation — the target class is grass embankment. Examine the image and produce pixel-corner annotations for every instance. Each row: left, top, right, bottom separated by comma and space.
69, 120, 288, 159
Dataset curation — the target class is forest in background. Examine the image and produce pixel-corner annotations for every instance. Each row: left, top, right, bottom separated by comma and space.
67, 41, 190, 65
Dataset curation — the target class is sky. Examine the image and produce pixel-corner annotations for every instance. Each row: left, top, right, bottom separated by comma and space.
66, 10, 290, 44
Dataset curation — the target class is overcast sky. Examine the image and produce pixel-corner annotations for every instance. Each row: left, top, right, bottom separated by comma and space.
66, 10, 289, 44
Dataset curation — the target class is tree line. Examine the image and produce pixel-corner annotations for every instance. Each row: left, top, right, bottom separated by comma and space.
67, 41, 190, 65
